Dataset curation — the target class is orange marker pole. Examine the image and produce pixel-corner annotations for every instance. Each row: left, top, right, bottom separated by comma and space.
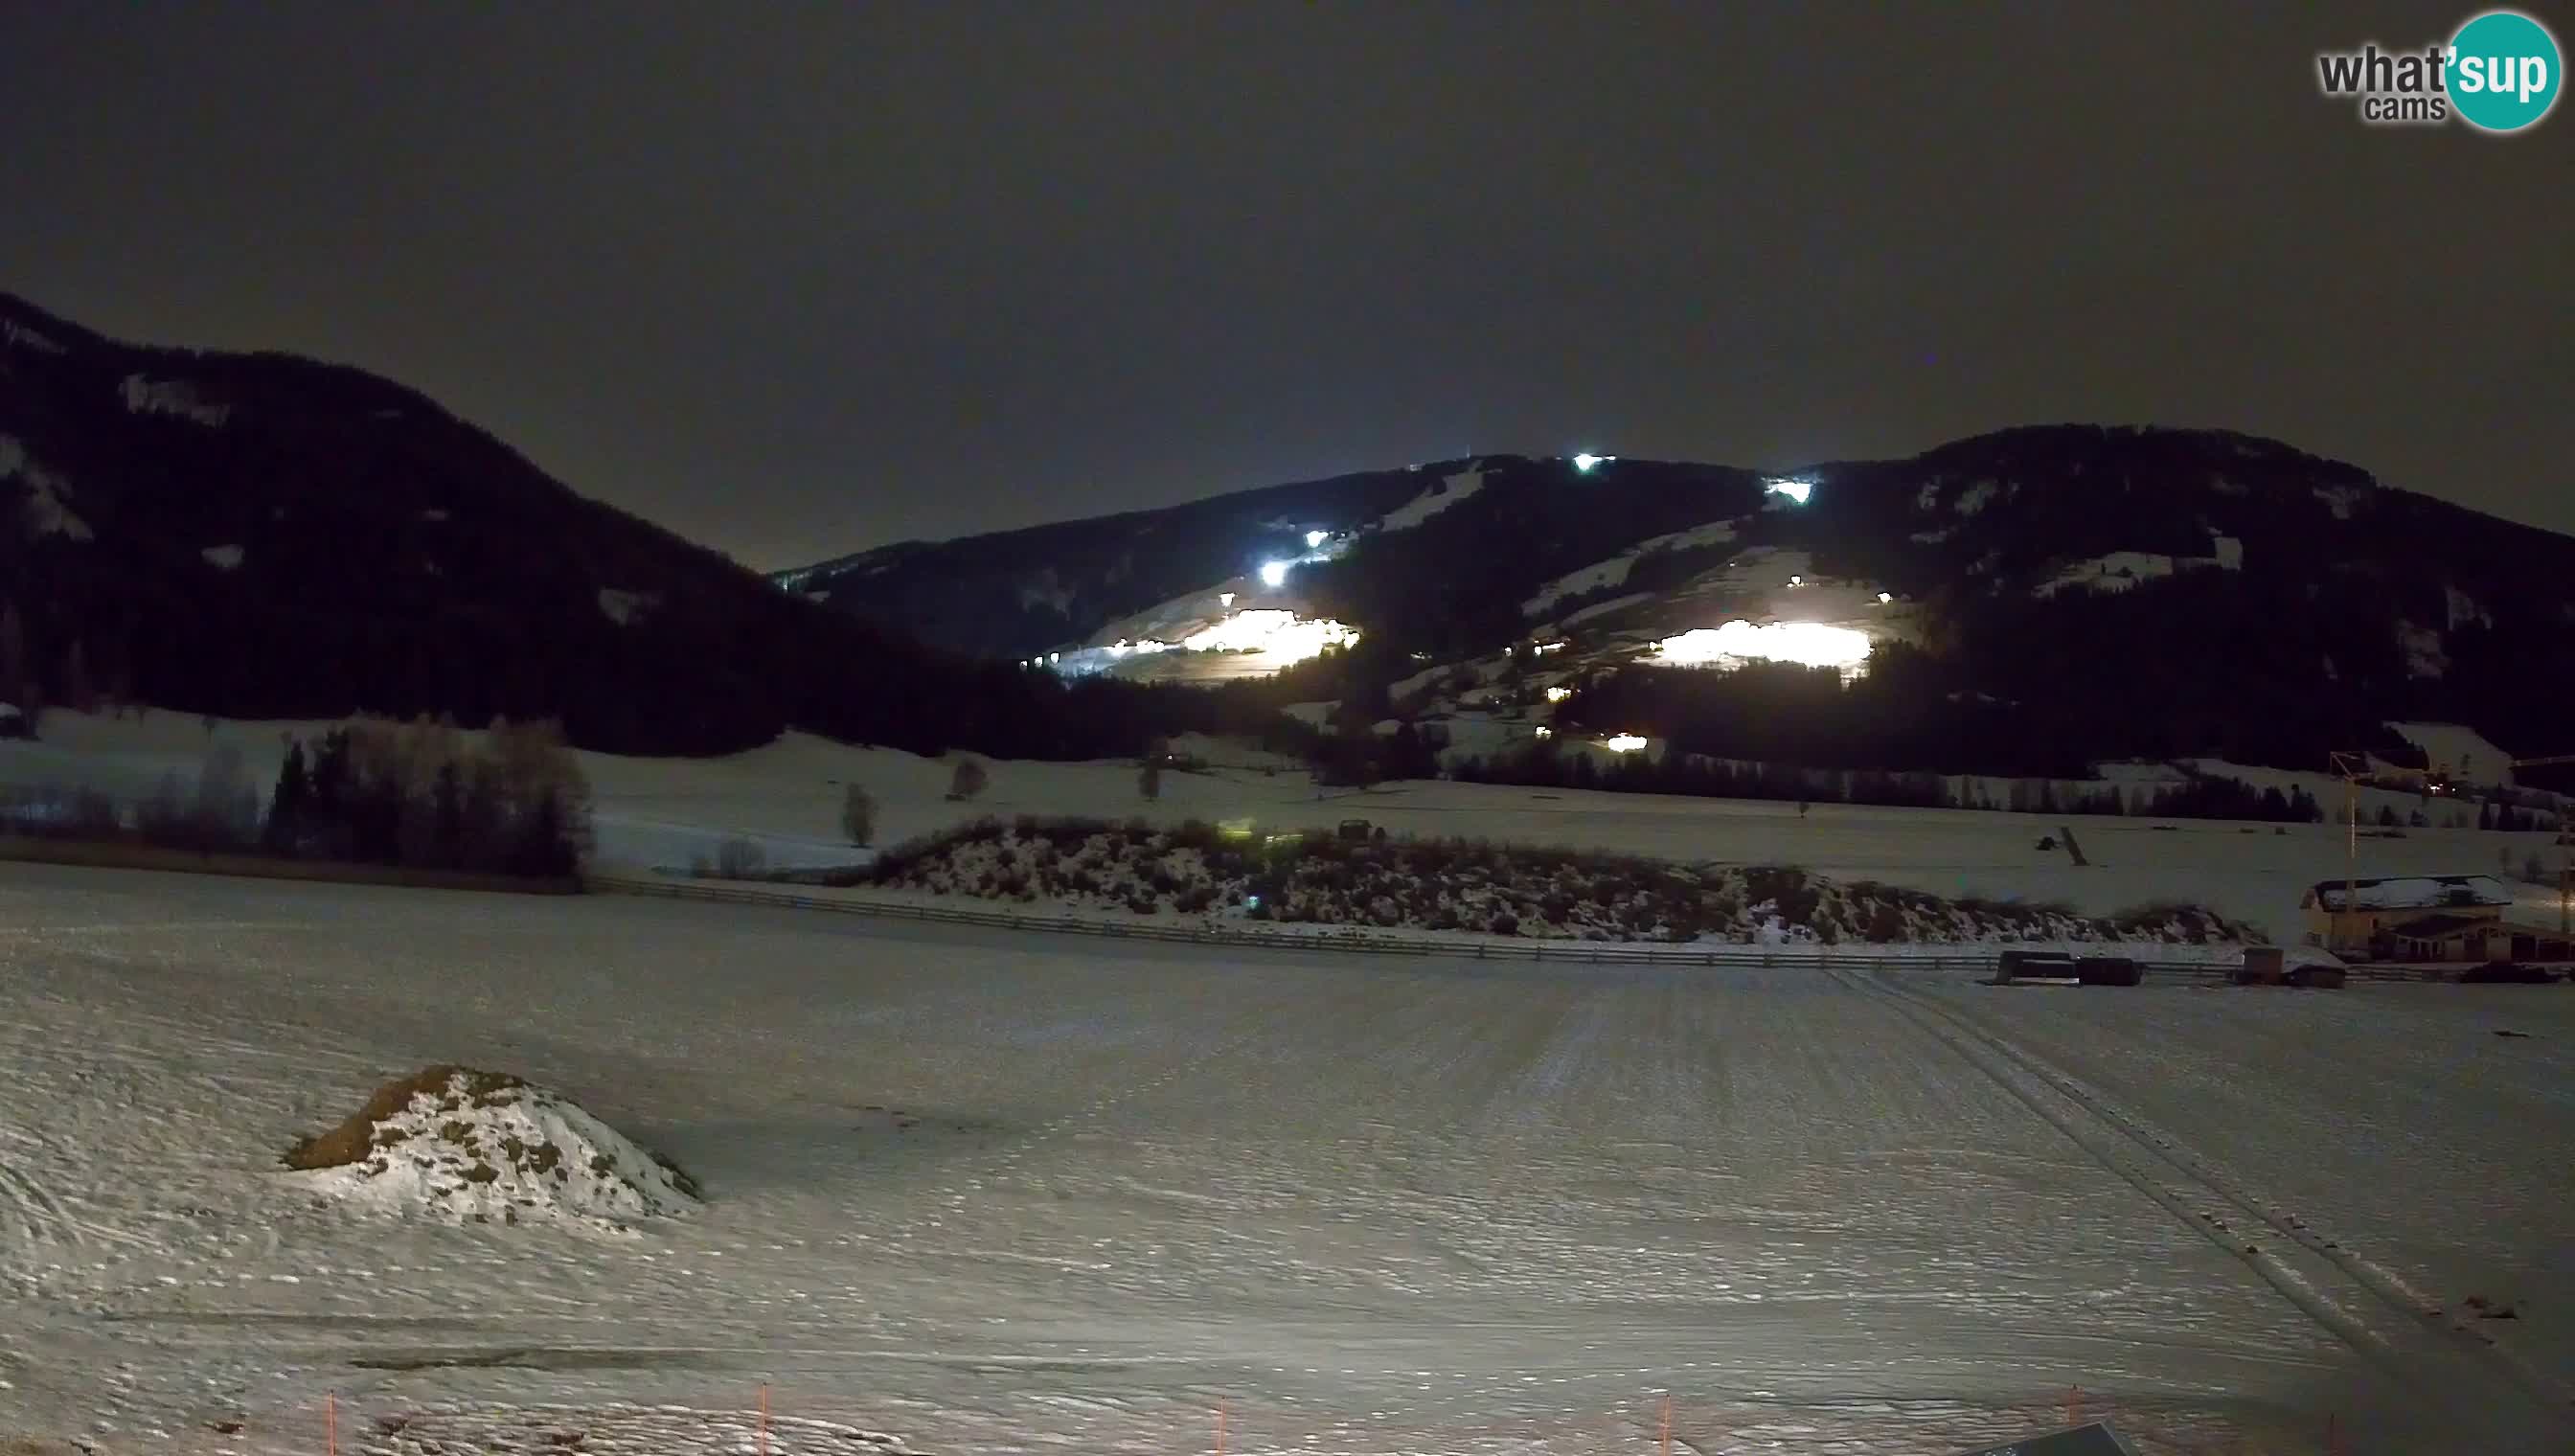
1216, 1398, 1228, 1456
327, 1391, 337, 1456
759, 1383, 770, 1456
2066, 1384, 2080, 1428
1658, 1394, 1673, 1456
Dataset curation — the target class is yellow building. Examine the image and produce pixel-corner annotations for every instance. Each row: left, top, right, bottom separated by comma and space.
2299, 875, 2510, 957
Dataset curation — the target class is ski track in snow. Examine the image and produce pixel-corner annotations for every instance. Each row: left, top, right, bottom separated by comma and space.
1847, 969, 2575, 1448
0, 861, 2569, 1455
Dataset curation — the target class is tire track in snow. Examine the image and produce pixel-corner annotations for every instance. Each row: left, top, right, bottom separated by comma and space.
1838, 967, 2575, 1445
0, 1118, 85, 1258
0, 1114, 167, 1257
1908, 978, 2575, 1420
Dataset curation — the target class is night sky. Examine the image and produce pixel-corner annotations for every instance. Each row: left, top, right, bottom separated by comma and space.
3, 3, 2567, 569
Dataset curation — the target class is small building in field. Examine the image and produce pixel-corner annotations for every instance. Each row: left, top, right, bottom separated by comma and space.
2377, 912, 2513, 964
2300, 874, 2511, 955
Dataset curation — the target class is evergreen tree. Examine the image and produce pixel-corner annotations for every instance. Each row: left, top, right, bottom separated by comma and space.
309, 729, 351, 823
511, 787, 570, 877
1381, 722, 1440, 782
263, 739, 310, 853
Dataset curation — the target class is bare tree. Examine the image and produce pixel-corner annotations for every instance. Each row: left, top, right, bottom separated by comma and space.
841, 783, 877, 846
947, 756, 988, 801
716, 835, 766, 878
1138, 759, 1162, 801
193, 741, 259, 846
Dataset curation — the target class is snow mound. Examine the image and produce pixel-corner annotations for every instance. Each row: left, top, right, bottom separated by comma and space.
287, 1067, 698, 1232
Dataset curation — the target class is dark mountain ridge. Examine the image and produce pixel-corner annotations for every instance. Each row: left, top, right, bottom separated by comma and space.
10, 288, 2567, 785
0, 290, 1152, 759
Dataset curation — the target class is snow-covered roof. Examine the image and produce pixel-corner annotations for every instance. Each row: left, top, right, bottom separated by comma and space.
2303, 875, 2512, 911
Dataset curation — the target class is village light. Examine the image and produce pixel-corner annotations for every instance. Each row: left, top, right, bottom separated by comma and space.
1605, 733, 1648, 752
1258, 560, 1289, 588
1573, 453, 1614, 473
1304, 530, 1328, 548
1766, 478, 1814, 505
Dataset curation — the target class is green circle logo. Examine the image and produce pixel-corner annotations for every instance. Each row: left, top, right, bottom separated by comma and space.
2449, 10, 2562, 131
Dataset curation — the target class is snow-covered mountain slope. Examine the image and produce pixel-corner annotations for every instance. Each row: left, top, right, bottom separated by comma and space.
781, 426, 2575, 782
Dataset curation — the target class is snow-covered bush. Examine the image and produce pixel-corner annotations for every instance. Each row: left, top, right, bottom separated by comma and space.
869, 817, 2261, 944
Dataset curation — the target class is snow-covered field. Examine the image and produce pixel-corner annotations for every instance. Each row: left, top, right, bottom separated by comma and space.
6, 710, 2569, 944
4, 861, 2570, 1455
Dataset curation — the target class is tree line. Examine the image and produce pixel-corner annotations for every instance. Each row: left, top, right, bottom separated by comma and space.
1, 715, 591, 878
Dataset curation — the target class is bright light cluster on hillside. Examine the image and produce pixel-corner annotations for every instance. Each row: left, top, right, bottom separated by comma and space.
1765, 478, 1814, 505
1572, 453, 1616, 473
1099, 638, 1174, 660
1178, 608, 1357, 657
1258, 560, 1290, 587
1652, 620, 1872, 671
1039, 608, 1360, 677
1604, 734, 1649, 752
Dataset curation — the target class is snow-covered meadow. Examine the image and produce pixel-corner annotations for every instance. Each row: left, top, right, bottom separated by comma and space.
1, 860, 2569, 1455
6, 709, 2568, 946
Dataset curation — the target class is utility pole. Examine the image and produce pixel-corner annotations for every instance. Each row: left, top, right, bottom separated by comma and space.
2329, 751, 2369, 954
